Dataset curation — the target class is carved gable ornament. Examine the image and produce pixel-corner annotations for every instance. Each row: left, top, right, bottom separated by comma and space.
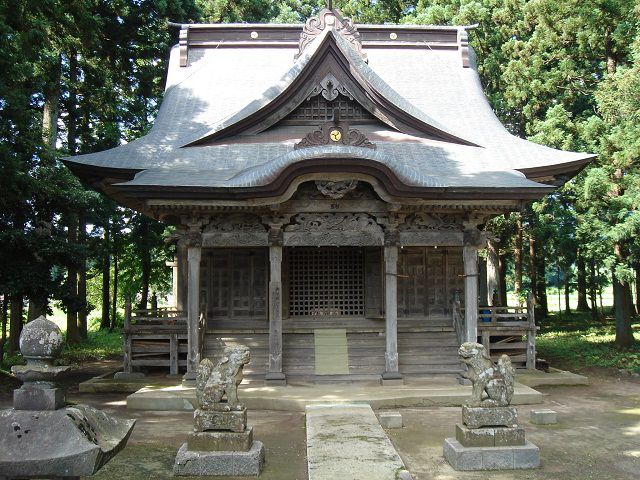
294, 3, 367, 62
294, 108, 376, 150
308, 73, 353, 102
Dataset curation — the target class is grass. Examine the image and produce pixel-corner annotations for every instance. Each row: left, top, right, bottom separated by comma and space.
536, 310, 640, 374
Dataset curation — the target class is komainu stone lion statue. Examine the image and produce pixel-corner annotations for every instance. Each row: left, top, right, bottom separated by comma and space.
459, 342, 514, 407
196, 345, 251, 412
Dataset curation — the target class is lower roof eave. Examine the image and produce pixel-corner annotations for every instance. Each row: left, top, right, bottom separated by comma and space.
112, 183, 555, 202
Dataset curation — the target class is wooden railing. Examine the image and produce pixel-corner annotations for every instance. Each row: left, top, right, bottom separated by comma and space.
123, 306, 188, 375
477, 293, 537, 369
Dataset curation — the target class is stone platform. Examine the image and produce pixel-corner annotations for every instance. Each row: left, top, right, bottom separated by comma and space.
126, 379, 544, 411
443, 437, 540, 470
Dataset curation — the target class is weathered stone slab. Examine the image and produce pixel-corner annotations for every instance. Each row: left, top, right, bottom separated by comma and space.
530, 409, 557, 425
455, 424, 525, 447
462, 405, 518, 429
379, 412, 403, 429
173, 440, 265, 476
194, 408, 246, 432
443, 438, 540, 470
187, 427, 253, 452
13, 386, 65, 411
306, 404, 409, 480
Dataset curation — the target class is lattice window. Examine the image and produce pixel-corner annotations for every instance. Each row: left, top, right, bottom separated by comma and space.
284, 93, 376, 125
288, 247, 365, 317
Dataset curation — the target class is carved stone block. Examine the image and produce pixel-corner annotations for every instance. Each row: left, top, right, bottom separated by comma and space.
462, 406, 518, 429
194, 408, 247, 433
187, 426, 253, 452
455, 424, 525, 447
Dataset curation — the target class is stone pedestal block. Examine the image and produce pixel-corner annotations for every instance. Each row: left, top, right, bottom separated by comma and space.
455, 424, 525, 447
194, 408, 247, 433
174, 440, 265, 476
379, 412, 403, 429
530, 409, 557, 425
13, 386, 65, 411
443, 438, 540, 470
187, 427, 253, 452
462, 405, 518, 429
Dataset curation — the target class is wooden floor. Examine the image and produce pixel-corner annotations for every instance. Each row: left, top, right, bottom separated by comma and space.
202, 316, 461, 381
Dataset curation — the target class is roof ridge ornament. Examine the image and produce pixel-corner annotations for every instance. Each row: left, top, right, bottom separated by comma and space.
294, 108, 376, 150
294, 3, 367, 62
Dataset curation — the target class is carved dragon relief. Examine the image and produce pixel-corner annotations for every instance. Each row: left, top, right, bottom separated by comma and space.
203, 214, 266, 233
398, 212, 465, 231
294, 2, 367, 62
285, 213, 382, 233
315, 180, 358, 199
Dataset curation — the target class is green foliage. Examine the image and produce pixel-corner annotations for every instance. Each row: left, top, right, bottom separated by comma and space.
537, 313, 640, 373
59, 328, 123, 365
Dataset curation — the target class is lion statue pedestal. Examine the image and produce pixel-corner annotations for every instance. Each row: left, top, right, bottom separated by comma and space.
443, 342, 540, 470
174, 345, 265, 476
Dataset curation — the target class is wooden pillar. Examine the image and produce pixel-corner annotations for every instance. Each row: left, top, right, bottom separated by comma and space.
382, 240, 402, 383
186, 244, 202, 375
463, 244, 478, 344
526, 292, 537, 369
266, 230, 286, 384
486, 240, 500, 306
177, 243, 188, 313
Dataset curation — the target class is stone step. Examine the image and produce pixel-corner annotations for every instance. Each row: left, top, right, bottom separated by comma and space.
306, 404, 409, 480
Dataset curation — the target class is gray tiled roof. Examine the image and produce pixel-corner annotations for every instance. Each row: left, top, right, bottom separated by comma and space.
66, 23, 594, 192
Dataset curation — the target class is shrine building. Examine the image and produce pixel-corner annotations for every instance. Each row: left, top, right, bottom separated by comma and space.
64, 5, 593, 384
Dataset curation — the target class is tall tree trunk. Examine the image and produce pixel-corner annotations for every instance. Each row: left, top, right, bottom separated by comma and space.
514, 213, 523, 301
499, 255, 507, 306
576, 253, 590, 311
8, 294, 23, 356
589, 259, 599, 321
635, 264, 640, 314
139, 220, 151, 311
0, 297, 8, 363
613, 243, 634, 347
66, 216, 79, 344
42, 53, 61, 150
101, 221, 111, 329
536, 250, 548, 317
564, 267, 571, 314
110, 252, 119, 331
27, 53, 61, 320
78, 216, 88, 339
528, 221, 538, 309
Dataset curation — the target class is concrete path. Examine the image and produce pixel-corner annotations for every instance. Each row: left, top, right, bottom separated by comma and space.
306, 404, 408, 480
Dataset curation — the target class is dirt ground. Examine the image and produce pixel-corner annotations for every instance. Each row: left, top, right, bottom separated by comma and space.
1, 366, 639, 480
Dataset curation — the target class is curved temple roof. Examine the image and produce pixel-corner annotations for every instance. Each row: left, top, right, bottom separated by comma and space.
64, 8, 594, 208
